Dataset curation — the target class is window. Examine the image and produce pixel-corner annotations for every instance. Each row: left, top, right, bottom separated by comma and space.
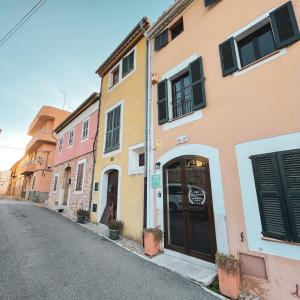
68, 129, 74, 146
94, 182, 99, 192
105, 105, 121, 153
154, 29, 169, 50
171, 72, 192, 119
53, 175, 58, 192
170, 18, 184, 40
82, 119, 89, 141
139, 153, 145, 167
128, 143, 145, 175
251, 149, 300, 243
75, 161, 85, 192
112, 66, 119, 86
122, 51, 134, 78
58, 137, 63, 152
157, 57, 206, 124
219, 1, 300, 76
204, 0, 217, 7
238, 24, 276, 67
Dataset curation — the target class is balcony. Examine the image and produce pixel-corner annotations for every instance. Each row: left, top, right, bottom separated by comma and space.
26, 129, 56, 153
20, 161, 36, 175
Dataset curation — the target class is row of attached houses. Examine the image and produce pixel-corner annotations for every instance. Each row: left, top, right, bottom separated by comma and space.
7, 0, 300, 299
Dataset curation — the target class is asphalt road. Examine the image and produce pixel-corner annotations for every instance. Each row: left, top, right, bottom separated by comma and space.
0, 198, 218, 300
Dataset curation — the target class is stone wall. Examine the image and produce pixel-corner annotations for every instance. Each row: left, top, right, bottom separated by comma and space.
48, 152, 94, 218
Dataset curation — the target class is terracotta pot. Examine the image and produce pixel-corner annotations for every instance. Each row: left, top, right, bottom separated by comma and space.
218, 268, 241, 299
144, 232, 160, 257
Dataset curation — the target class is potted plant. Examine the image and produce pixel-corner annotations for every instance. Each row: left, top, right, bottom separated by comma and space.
215, 252, 241, 299
108, 220, 124, 240
143, 226, 163, 257
77, 208, 89, 224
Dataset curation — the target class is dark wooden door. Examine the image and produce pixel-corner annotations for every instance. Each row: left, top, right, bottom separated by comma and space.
100, 170, 119, 225
163, 156, 217, 262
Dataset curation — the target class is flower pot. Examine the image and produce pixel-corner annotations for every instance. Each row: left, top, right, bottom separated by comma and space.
218, 268, 241, 299
109, 229, 120, 240
144, 232, 160, 257
77, 215, 85, 224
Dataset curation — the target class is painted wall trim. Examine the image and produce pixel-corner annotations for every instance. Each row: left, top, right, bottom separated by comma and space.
235, 131, 300, 260
151, 143, 229, 254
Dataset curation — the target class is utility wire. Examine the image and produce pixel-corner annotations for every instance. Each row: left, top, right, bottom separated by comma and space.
0, 0, 47, 48
0, 145, 24, 151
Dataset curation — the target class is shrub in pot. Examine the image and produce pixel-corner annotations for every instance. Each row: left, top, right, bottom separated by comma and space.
215, 252, 241, 299
77, 208, 89, 224
108, 220, 124, 240
143, 226, 163, 257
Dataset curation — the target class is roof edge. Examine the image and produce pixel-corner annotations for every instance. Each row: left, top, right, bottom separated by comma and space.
95, 17, 150, 77
54, 92, 100, 134
146, 0, 194, 38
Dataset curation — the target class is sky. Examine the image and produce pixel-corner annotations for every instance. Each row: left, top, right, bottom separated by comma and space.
0, 0, 173, 171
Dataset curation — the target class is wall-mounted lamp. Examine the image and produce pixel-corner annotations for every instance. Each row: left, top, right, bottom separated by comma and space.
155, 162, 161, 170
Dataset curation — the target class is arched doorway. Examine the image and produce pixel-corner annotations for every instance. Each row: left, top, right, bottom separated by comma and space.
163, 156, 217, 262
100, 169, 119, 225
63, 166, 71, 205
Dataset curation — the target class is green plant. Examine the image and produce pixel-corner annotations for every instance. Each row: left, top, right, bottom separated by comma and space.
144, 226, 163, 242
77, 208, 89, 219
215, 252, 240, 274
208, 278, 220, 294
108, 220, 124, 231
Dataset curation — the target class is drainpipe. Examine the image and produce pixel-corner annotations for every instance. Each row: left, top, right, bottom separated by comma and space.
140, 20, 152, 231
88, 93, 101, 214
141, 21, 153, 228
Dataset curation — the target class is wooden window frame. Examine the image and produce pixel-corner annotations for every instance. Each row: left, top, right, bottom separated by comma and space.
74, 159, 86, 194
81, 118, 89, 142
68, 129, 74, 147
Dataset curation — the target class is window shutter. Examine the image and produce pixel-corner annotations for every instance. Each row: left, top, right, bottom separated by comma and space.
251, 153, 291, 241
270, 1, 300, 49
157, 79, 169, 124
154, 29, 169, 51
204, 0, 217, 7
277, 149, 300, 243
219, 37, 238, 77
189, 57, 206, 111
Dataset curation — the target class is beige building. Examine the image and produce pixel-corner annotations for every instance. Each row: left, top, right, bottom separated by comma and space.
146, 0, 300, 299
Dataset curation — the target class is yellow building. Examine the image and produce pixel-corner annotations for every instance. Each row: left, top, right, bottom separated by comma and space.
90, 18, 150, 240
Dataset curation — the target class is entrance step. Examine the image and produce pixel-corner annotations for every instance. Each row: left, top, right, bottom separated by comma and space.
150, 250, 217, 286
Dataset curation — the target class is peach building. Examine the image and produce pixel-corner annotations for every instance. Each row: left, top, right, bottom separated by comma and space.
146, 0, 300, 299
9, 106, 70, 202
48, 93, 100, 218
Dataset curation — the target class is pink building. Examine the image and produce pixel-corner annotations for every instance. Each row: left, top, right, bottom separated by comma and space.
146, 0, 300, 299
48, 93, 100, 218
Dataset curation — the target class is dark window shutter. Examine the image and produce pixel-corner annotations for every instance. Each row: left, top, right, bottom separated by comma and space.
277, 149, 300, 243
270, 1, 300, 49
157, 79, 169, 124
251, 153, 291, 241
219, 37, 238, 77
154, 29, 169, 51
204, 0, 217, 7
189, 57, 206, 111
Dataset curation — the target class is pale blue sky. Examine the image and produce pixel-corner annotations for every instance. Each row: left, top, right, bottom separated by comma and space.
0, 0, 173, 170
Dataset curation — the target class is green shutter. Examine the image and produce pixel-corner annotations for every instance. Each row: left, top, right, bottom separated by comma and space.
154, 29, 169, 51
219, 37, 238, 77
189, 57, 206, 111
270, 1, 300, 49
157, 79, 169, 125
277, 149, 300, 243
251, 153, 291, 241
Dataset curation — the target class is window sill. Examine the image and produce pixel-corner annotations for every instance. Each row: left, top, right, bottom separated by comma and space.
234, 48, 287, 76
103, 147, 121, 158
162, 110, 203, 131
261, 236, 300, 246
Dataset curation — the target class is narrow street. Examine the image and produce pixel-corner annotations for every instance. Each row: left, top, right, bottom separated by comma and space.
0, 198, 217, 300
